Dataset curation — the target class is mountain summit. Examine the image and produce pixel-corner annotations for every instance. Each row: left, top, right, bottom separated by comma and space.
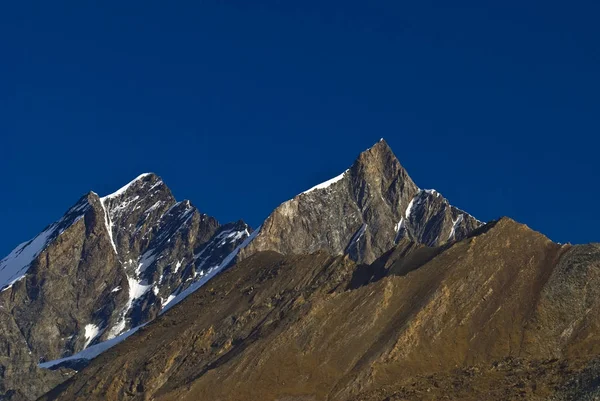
0, 174, 250, 400
242, 139, 481, 263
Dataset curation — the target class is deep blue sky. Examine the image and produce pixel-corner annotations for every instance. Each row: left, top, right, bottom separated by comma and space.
1, 1, 599, 256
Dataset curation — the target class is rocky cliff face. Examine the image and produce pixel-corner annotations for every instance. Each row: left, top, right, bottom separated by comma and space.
0, 173, 250, 400
40, 218, 600, 401
241, 139, 481, 264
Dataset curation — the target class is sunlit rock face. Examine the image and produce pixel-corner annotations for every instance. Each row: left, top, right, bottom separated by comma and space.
242, 139, 481, 264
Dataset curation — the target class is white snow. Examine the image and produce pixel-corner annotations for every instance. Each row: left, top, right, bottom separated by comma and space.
301, 170, 348, 194
405, 189, 439, 220
39, 324, 145, 369
127, 277, 152, 301
161, 294, 176, 310
405, 196, 417, 220
424, 189, 441, 198
83, 324, 102, 349
394, 217, 407, 243
217, 228, 248, 246
107, 277, 152, 339
395, 218, 405, 233
111, 286, 121, 293
100, 173, 152, 200
174, 260, 182, 274
98, 198, 118, 255
97, 174, 154, 254
161, 227, 260, 314
109, 196, 140, 216
1, 227, 61, 289
448, 214, 464, 240
0, 276, 25, 292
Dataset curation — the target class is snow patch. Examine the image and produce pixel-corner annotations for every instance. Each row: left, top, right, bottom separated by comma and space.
395, 218, 405, 233
107, 277, 151, 339
100, 173, 153, 200
161, 227, 260, 314
0, 276, 25, 292
98, 198, 118, 255
39, 324, 145, 369
405, 196, 417, 220
424, 189, 441, 198
83, 324, 102, 349
405, 189, 437, 221
448, 214, 464, 240
0, 200, 90, 290
302, 170, 348, 194
161, 294, 176, 310
394, 217, 407, 243
128, 277, 152, 301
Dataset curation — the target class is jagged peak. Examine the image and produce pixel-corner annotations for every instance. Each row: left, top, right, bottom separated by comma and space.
351, 139, 411, 181
362, 137, 394, 156
100, 173, 161, 201
298, 140, 400, 196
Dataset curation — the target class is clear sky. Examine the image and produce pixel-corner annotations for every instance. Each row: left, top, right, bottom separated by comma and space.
1, 1, 599, 256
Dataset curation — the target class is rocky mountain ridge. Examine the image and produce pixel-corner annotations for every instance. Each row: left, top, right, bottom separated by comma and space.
0, 173, 251, 400
242, 139, 481, 264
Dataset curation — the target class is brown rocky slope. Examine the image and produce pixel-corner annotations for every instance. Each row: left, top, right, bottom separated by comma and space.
40, 218, 600, 400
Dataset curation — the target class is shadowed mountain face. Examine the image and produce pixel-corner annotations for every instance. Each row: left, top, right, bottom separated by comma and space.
40, 219, 600, 401
241, 140, 481, 264
0, 174, 250, 400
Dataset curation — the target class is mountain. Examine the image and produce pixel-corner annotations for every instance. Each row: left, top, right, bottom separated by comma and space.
241, 139, 481, 264
40, 218, 600, 401
0, 140, 485, 400
7, 139, 595, 401
0, 173, 251, 400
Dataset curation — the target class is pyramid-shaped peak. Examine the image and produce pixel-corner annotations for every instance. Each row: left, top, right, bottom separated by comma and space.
355, 138, 398, 166
100, 173, 165, 200
365, 137, 391, 151
349, 139, 414, 189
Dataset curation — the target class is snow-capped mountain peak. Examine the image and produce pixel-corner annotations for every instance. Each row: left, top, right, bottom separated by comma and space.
0, 173, 251, 372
